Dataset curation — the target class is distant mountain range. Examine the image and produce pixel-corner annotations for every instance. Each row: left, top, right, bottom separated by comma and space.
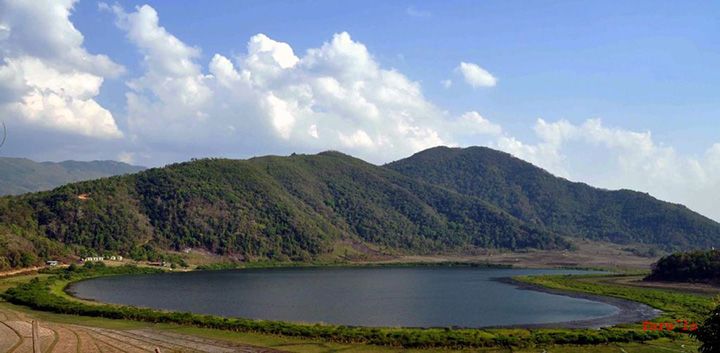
1, 147, 719, 270
0, 157, 145, 196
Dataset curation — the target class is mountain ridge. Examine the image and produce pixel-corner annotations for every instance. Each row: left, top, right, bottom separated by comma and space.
0, 150, 565, 270
386, 146, 720, 249
0, 157, 146, 196
1, 146, 718, 270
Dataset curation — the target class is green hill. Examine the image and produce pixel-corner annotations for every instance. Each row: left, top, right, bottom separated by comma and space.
0, 157, 145, 196
0, 151, 565, 270
386, 146, 720, 250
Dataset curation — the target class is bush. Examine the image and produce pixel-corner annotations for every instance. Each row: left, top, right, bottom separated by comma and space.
693, 304, 720, 353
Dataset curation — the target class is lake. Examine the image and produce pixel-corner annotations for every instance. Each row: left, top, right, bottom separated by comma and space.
69, 267, 622, 328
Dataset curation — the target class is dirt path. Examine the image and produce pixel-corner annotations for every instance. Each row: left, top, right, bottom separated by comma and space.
0, 306, 287, 353
0, 268, 44, 279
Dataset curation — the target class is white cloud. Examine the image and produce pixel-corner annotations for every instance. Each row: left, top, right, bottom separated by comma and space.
441, 79, 452, 89
264, 92, 296, 140
308, 124, 319, 139
456, 111, 502, 136
117, 151, 135, 164
0, 0, 123, 139
456, 62, 497, 88
247, 33, 299, 70
406, 6, 432, 18
1, 0, 123, 77
490, 118, 720, 221
109, 4, 454, 162
108, 4, 215, 143
339, 129, 375, 149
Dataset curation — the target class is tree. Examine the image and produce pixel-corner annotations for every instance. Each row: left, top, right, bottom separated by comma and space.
693, 304, 720, 353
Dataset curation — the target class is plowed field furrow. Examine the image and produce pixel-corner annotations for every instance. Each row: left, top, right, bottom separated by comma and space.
0, 321, 21, 353
0, 307, 287, 353
83, 329, 152, 353
40, 326, 58, 353
71, 329, 102, 353
130, 330, 238, 352
3, 321, 53, 340
92, 328, 193, 352
92, 338, 130, 353
7, 339, 31, 353
2, 322, 31, 338
47, 326, 78, 353
130, 330, 283, 353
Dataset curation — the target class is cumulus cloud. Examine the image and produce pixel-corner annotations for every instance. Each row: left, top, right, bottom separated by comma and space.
0, 0, 123, 139
107, 3, 212, 142
456, 111, 502, 136
108, 4, 462, 161
456, 62, 497, 88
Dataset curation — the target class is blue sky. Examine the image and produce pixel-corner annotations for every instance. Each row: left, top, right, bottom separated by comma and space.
70, 0, 720, 152
1, 0, 720, 220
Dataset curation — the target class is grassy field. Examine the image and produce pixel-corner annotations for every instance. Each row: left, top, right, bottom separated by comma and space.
0, 267, 708, 353
515, 274, 715, 323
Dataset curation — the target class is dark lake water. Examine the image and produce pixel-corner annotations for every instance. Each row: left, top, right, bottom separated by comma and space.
69, 267, 619, 328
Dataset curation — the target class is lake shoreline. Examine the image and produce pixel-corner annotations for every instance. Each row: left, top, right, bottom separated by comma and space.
68, 267, 637, 329
495, 277, 662, 329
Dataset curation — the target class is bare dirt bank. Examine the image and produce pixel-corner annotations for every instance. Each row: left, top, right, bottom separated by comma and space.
375, 239, 659, 271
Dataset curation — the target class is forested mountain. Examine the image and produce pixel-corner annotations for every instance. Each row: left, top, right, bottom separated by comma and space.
386, 146, 720, 250
0, 157, 145, 196
0, 151, 565, 270
2, 146, 719, 270
646, 250, 720, 283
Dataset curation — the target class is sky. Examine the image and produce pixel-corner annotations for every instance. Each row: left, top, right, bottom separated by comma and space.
1, 0, 719, 220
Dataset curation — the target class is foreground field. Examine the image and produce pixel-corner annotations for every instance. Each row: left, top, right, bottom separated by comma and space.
0, 303, 285, 353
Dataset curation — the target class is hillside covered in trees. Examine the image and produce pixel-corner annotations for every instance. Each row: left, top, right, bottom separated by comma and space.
0, 157, 145, 196
0, 151, 564, 270
387, 146, 720, 249
2, 147, 720, 270
646, 249, 720, 283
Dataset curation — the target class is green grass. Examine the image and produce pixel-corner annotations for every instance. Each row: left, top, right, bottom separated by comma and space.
0, 273, 49, 292
515, 274, 715, 323
166, 326, 700, 353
